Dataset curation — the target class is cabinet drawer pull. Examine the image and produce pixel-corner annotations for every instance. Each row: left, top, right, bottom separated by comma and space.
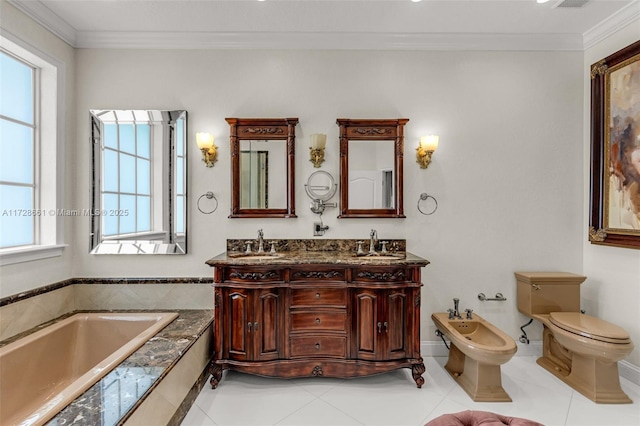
316, 292, 321, 299
377, 322, 382, 333
384, 321, 388, 332
315, 318, 321, 324
254, 322, 259, 330
248, 322, 252, 332
315, 343, 320, 350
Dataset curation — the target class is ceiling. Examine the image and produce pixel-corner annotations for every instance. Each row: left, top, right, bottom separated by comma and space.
8, 0, 640, 51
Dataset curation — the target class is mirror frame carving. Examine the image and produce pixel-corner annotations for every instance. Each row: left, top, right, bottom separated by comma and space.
227, 117, 298, 218
338, 118, 408, 218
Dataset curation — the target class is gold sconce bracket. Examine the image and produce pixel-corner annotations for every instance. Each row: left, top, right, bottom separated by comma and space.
416, 147, 434, 169
201, 146, 218, 167
309, 147, 325, 168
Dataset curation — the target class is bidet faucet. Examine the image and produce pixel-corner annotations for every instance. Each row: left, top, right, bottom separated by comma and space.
257, 229, 265, 253
452, 298, 462, 319
369, 229, 378, 255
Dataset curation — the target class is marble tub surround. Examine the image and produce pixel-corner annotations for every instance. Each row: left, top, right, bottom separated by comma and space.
0, 278, 214, 341
0, 277, 214, 307
213, 239, 421, 266
0, 309, 213, 426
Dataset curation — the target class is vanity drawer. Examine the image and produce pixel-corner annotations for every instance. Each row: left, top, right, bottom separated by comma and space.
291, 288, 347, 307
291, 311, 347, 332
290, 336, 346, 358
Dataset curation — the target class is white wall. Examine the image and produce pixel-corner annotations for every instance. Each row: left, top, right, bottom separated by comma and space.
72, 48, 585, 344
0, 3, 75, 296
583, 20, 640, 366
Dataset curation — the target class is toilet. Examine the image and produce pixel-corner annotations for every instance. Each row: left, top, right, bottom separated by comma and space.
515, 272, 634, 404
431, 312, 517, 402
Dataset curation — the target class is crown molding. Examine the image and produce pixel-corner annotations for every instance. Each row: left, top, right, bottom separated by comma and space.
10, 0, 617, 52
74, 31, 584, 51
7, 0, 77, 47
583, 0, 640, 50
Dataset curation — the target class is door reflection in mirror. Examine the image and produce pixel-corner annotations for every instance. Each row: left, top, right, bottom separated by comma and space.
348, 140, 395, 209
90, 109, 187, 254
239, 140, 286, 209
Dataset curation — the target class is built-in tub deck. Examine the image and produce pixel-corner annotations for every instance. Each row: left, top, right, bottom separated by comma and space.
0, 310, 213, 426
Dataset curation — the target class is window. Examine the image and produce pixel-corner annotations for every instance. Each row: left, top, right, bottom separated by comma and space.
0, 51, 35, 248
0, 35, 64, 265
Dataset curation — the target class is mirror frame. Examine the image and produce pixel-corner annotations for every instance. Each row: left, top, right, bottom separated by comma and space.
227, 118, 298, 218
338, 118, 408, 218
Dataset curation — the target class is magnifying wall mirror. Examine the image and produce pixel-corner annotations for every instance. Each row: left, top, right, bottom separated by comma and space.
89, 109, 187, 254
305, 170, 337, 214
227, 118, 298, 218
338, 118, 408, 218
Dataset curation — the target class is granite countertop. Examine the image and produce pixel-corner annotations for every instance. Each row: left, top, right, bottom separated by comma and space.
205, 239, 429, 267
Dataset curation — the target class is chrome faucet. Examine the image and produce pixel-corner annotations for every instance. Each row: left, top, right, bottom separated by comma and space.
257, 229, 265, 253
451, 298, 462, 319
369, 229, 378, 255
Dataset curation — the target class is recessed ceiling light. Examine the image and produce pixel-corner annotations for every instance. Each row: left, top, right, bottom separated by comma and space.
412, 0, 423, 3
537, 0, 551, 3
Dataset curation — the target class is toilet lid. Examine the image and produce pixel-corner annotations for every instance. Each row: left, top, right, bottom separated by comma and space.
549, 312, 631, 343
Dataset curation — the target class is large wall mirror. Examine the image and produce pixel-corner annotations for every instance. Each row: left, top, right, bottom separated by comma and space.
338, 118, 408, 218
227, 118, 298, 218
89, 110, 187, 254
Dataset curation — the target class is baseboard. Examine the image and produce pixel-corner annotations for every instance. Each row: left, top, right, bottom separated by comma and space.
619, 360, 640, 386
421, 340, 639, 386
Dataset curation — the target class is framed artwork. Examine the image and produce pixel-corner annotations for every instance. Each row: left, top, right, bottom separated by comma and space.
589, 40, 640, 249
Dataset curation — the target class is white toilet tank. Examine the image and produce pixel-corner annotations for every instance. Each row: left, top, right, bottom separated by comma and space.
515, 272, 586, 316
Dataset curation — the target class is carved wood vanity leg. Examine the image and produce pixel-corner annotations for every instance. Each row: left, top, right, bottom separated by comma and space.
411, 358, 426, 388
209, 361, 223, 389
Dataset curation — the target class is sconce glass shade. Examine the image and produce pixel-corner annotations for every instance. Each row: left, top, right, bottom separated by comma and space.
196, 132, 217, 167
309, 133, 327, 149
309, 133, 327, 168
196, 132, 214, 150
416, 135, 438, 169
419, 135, 439, 151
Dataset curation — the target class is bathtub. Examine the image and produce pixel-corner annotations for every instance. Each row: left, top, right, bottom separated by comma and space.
0, 312, 178, 426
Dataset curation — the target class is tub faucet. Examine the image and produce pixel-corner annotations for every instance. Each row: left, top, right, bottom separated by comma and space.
257, 229, 265, 253
369, 229, 378, 255
452, 298, 462, 319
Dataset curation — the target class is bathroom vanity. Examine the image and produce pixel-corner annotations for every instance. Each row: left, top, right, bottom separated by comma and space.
205, 239, 429, 388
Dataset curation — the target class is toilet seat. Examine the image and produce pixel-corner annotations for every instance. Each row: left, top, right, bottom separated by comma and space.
549, 312, 631, 344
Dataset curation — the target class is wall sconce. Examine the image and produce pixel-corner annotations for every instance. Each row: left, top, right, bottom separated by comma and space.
309, 133, 327, 168
416, 135, 438, 169
196, 132, 217, 167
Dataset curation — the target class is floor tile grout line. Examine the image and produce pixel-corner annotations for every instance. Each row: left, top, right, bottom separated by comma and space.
563, 391, 575, 426
315, 394, 368, 426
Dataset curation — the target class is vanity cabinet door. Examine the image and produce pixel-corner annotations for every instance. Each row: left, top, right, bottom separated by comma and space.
353, 288, 409, 361
353, 289, 381, 360
225, 288, 283, 362
254, 289, 282, 361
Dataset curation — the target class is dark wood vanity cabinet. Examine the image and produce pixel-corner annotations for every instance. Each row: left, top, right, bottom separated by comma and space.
209, 263, 426, 388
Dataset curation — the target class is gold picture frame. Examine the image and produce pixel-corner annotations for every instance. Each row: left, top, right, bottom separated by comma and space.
589, 40, 640, 249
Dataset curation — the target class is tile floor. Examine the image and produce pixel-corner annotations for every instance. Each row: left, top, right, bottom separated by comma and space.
181, 356, 640, 426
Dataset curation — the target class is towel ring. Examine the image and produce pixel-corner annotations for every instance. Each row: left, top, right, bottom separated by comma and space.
417, 193, 438, 216
197, 191, 218, 214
